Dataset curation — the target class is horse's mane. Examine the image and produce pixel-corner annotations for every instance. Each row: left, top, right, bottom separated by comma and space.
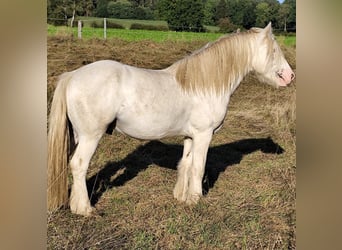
167, 28, 263, 94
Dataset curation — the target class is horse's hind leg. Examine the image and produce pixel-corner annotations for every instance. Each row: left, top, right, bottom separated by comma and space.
173, 137, 193, 202
69, 134, 102, 216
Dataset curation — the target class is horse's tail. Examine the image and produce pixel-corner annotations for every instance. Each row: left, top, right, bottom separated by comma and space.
47, 73, 72, 211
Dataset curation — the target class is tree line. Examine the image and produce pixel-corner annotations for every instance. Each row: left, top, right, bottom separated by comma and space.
47, 0, 296, 32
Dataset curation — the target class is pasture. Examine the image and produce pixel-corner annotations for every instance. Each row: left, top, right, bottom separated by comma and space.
47, 24, 295, 45
47, 33, 296, 249
47, 24, 223, 42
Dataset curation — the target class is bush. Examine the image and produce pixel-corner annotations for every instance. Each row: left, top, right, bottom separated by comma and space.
107, 0, 134, 19
130, 23, 169, 31
217, 18, 238, 33
48, 18, 68, 26
90, 20, 125, 29
160, 0, 205, 32
133, 6, 154, 20
106, 21, 125, 29
90, 20, 104, 28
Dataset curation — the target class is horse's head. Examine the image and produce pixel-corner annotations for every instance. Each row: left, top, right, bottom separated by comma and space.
252, 23, 295, 87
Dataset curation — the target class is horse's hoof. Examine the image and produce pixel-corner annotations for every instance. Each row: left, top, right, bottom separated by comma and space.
185, 194, 201, 205
173, 188, 187, 202
70, 204, 94, 216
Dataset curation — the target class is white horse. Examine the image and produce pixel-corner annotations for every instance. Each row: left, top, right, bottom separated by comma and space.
48, 23, 295, 216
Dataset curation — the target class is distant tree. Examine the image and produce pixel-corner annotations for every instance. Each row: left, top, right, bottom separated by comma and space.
134, 6, 154, 19
278, 3, 290, 32
130, 0, 141, 6
129, 0, 158, 9
107, 0, 134, 19
203, 0, 218, 25
47, 0, 295, 32
48, 0, 81, 26
215, 0, 228, 22
158, 0, 205, 32
255, 2, 271, 27
156, 0, 172, 20
283, 0, 296, 31
48, 0, 65, 25
82, 0, 95, 16
264, 0, 281, 28
240, 0, 257, 29
95, 0, 110, 17
226, 0, 242, 26
225, 0, 256, 29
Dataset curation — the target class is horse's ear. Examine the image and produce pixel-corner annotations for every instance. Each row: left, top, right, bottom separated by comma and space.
264, 22, 272, 35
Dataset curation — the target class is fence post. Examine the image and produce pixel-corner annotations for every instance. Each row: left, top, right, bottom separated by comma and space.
78, 20, 82, 39
104, 18, 107, 40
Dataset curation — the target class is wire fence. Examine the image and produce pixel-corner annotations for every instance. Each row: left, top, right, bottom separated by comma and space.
47, 17, 296, 40
48, 17, 214, 31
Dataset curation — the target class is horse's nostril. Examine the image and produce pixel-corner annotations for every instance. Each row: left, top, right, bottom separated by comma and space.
291, 73, 295, 80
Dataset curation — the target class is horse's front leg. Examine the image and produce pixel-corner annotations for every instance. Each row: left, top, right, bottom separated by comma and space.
173, 137, 193, 202
186, 130, 212, 205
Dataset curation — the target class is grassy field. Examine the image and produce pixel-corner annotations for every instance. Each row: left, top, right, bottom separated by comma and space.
276, 35, 296, 47
47, 24, 296, 46
47, 24, 223, 42
47, 34, 296, 249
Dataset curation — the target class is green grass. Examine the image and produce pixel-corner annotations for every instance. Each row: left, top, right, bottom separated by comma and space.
47, 24, 296, 46
277, 35, 296, 47
284, 36, 296, 47
47, 24, 223, 42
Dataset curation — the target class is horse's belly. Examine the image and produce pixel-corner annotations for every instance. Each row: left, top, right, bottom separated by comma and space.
115, 112, 186, 140
115, 120, 182, 140
113, 75, 189, 140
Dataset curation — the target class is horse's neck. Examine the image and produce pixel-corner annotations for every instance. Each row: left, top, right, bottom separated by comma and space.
223, 41, 254, 96
203, 36, 254, 95
221, 62, 252, 98
166, 34, 255, 96
228, 75, 245, 96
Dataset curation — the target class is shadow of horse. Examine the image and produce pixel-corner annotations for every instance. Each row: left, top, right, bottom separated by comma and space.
86, 137, 284, 206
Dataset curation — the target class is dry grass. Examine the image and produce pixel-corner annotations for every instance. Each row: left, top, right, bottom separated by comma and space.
47, 36, 296, 249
